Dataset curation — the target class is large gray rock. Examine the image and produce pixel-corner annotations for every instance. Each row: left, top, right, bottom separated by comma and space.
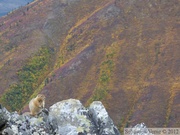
48, 99, 120, 135
128, 123, 153, 135
1, 99, 120, 135
48, 99, 91, 135
2, 110, 52, 135
89, 101, 120, 135
0, 104, 10, 131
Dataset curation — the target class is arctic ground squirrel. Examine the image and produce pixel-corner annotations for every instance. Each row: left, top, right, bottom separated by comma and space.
29, 94, 45, 116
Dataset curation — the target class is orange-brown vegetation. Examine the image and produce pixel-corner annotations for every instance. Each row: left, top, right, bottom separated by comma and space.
0, 0, 179, 132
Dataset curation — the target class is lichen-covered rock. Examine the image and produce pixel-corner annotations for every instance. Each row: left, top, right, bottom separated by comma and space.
0, 99, 120, 135
49, 99, 91, 135
2, 109, 52, 135
0, 104, 10, 131
89, 101, 120, 135
129, 123, 153, 135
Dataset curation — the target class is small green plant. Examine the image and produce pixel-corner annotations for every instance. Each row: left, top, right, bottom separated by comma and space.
100, 72, 109, 83
91, 87, 108, 101
4, 43, 17, 51
45, 78, 49, 86
154, 43, 161, 64
66, 43, 76, 51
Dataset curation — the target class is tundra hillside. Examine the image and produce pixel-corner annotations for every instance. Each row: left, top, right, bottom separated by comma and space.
0, 0, 179, 131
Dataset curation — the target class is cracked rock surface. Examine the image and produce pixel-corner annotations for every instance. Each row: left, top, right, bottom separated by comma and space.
0, 99, 120, 135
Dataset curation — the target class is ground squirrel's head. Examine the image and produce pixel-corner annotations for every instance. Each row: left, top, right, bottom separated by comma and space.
36, 94, 45, 103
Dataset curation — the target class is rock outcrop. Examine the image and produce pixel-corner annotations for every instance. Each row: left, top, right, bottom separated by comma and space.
0, 104, 10, 132
127, 123, 153, 135
0, 99, 120, 135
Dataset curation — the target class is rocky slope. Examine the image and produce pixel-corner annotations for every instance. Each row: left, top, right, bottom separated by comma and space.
0, 99, 120, 135
0, 0, 179, 131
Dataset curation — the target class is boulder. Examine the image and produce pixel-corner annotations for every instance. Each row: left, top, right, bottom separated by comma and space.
0, 104, 10, 131
128, 123, 153, 135
0, 99, 120, 135
89, 101, 120, 135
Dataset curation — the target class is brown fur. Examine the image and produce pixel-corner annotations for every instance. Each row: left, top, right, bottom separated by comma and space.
29, 94, 45, 116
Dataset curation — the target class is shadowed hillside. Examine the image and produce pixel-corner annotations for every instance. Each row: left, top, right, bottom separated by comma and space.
0, 0, 179, 132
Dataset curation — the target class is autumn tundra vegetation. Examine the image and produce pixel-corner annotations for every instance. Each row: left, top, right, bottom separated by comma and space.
0, 0, 179, 132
